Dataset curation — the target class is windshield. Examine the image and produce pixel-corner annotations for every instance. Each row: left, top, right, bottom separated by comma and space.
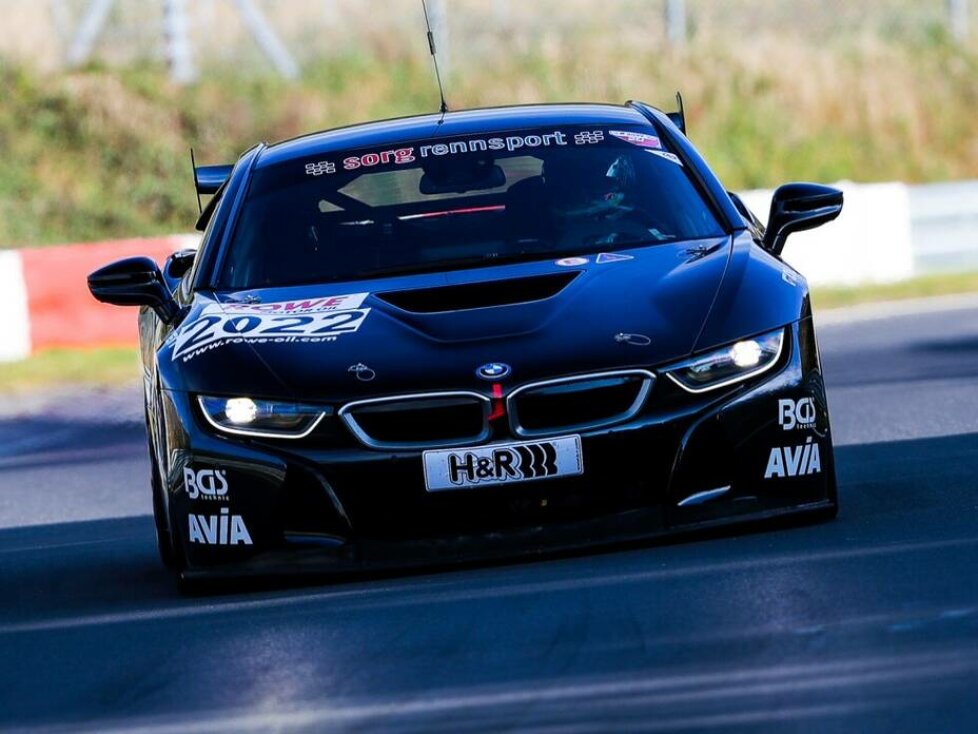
219, 125, 725, 288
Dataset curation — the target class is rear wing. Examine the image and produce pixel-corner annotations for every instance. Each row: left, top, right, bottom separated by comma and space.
194, 164, 233, 195
625, 93, 687, 136
189, 156, 233, 232
191, 163, 233, 232
666, 92, 686, 135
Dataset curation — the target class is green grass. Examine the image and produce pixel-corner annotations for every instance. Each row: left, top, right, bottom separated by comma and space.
0, 347, 140, 394
812, 271, 978, 310
0, 24, 976, 248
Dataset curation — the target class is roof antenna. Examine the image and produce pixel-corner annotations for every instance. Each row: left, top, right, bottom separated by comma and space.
421, 0, 449, 116
189, 148, 202, 215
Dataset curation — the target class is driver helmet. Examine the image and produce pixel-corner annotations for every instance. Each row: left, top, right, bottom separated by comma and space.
544, 151, 635, 216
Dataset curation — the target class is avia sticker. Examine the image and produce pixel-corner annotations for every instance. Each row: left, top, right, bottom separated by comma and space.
647, 150, 683, 166
609, 130, 662, 149
555, 257, 589, 267
184, 467, 228, 501
764, 437, 822, 479
595, 252, 634, 264
188, 507, 253, 546
172, 302, 370, 362
778, 398, 816, 431
573, 130, 605, 145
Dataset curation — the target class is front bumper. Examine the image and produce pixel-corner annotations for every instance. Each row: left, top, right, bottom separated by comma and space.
161, 319, 837, 578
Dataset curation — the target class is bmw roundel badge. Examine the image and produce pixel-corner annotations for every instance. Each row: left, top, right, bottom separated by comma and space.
476, 362, 511, 380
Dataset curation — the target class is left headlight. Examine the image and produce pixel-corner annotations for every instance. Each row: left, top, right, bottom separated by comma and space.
663, 329, 785, 393
197, 396, 331, 438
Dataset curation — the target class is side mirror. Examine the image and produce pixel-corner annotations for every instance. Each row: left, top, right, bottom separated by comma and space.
763, 183, 843, 255
87, 256, 180, 323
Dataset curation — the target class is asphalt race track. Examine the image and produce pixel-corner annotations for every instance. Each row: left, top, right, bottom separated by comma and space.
3, 299, 978, 733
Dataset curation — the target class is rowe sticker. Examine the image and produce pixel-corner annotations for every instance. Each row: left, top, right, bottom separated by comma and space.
221, 292, 367, 314
423, 435, 583, 492
172, 293, 370, 362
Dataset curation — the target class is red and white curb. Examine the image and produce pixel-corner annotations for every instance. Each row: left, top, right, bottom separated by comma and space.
0, 235, 198, 362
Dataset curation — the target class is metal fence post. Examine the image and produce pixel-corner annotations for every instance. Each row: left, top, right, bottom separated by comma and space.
49, 0, 71, 49
665, 0, 687, 46
232, 0, 300, 79
66, 0, 114, 68
948, 0, 969, 41
163, 0, 197, 84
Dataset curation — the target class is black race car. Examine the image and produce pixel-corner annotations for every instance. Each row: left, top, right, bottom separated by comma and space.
88, 101, 842, 583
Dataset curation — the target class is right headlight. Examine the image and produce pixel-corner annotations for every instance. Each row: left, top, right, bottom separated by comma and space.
662, 329, 785, 393
197, 396, 330, 438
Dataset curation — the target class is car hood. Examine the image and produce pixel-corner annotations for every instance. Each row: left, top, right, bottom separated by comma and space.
161, 238, 732, 400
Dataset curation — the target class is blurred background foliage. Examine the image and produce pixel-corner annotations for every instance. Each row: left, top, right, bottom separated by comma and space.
0, 0, 976, 247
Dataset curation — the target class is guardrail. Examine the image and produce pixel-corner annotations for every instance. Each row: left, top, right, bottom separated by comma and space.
910, 180, 978, 274
0, 179, 975, 361
741, 179, 978, 286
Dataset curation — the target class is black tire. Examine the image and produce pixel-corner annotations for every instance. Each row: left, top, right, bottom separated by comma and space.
146, 405, 184, 572
150, 450, 180, 570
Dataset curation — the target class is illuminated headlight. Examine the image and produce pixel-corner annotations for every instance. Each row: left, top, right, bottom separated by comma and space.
197, 396, 330, 438
663, 329, 785, 393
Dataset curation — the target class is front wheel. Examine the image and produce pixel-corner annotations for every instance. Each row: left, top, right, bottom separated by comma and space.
151, 460, 180, 569
146, 409, 183, 572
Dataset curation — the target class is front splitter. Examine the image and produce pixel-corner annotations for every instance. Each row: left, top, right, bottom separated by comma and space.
179, 499, 836, 587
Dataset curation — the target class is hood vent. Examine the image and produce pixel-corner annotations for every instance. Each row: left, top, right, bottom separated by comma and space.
376, 271, 580, 314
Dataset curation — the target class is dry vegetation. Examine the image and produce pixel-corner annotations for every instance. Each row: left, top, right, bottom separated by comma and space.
0, 0, 976, 246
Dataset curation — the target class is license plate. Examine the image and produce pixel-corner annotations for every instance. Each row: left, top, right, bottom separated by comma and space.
423, 435, 583, 492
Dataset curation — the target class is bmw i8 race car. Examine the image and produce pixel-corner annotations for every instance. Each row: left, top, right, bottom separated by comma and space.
88, 100, 843, 582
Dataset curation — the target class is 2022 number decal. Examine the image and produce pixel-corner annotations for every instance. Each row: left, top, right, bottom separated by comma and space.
172, 309, 370, 361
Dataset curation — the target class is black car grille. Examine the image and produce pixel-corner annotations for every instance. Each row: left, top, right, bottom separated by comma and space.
508, 371, 654, 437
339, 393, 490, 449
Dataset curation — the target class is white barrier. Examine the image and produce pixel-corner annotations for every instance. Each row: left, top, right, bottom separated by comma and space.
739, 182, 915, 287
0, 251, 31, 361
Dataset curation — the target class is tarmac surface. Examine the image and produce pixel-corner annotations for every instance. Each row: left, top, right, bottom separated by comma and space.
2, 299, 978, 733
